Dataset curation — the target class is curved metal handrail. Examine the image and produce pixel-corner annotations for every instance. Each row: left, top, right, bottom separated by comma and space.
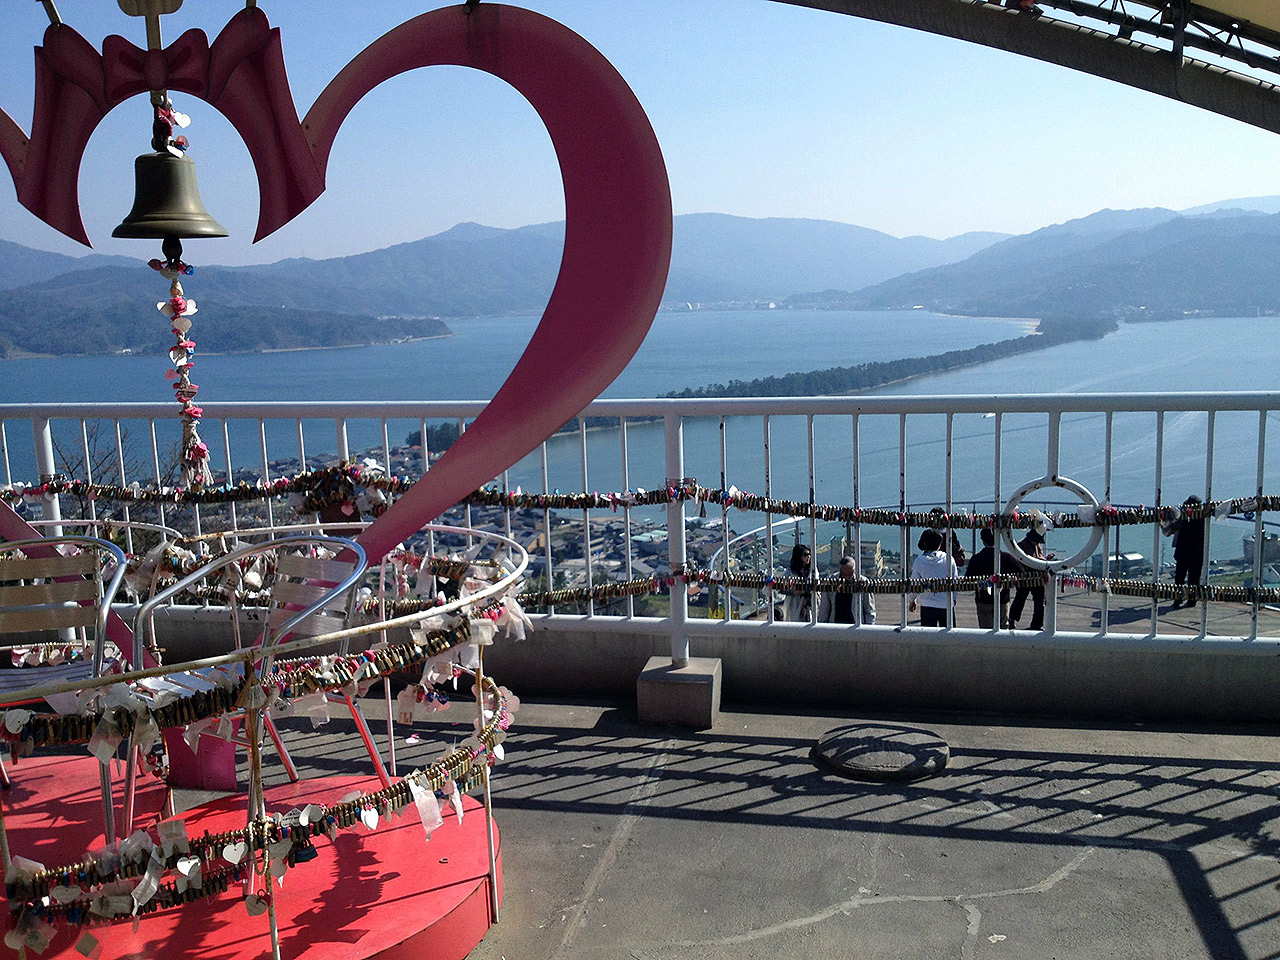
131, 535, 368, 671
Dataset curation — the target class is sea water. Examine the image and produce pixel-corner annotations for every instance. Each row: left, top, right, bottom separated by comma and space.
0, 308, 1021, 476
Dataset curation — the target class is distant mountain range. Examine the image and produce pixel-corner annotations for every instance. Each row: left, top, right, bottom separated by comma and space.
0, 214, 1007, 357
789, 199, 1280, 321
2, 197, 1279, 357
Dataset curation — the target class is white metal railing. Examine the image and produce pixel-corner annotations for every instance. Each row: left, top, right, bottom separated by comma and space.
3, 393, 1279, 658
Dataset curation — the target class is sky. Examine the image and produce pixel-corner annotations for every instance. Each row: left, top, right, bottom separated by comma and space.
2, 0, 1280, 266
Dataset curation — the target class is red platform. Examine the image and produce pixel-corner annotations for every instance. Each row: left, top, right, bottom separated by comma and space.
2, 755, 500, 960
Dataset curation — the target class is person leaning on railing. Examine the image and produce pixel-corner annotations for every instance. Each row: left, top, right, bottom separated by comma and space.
908, 529, 958, 627
818, 556, 876, 625
965, 528, 1019, 628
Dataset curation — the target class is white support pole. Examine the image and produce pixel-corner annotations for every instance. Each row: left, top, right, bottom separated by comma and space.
1152, 411, 1165, 633
32, 417, 62, 536
665, 413, 689, 666
476, 648, 500, 924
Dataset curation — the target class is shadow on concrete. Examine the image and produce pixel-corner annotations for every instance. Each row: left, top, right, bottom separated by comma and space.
481, 708, 1278, 960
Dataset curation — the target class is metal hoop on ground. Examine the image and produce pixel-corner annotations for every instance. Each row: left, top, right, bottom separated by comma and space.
1002, 475, 1103, 572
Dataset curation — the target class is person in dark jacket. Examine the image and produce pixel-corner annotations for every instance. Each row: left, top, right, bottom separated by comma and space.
1170, 495, 1206, 609
1008, 528, 1047, 630
965, 528, 1019, 629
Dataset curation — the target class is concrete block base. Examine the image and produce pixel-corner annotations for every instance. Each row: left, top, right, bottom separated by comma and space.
637, 656, 722, 728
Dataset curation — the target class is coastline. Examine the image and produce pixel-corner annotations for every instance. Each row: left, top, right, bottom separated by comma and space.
0, 332, 454, 361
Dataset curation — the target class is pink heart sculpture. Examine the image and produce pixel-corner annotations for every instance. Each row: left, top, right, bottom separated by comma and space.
302, 6, 673, 561
0, 4, 673, 564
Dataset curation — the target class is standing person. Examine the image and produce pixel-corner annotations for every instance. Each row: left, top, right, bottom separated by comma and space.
1008, 528, 1048, 630
1170, 494, 1206, 609
819, 556, 877, 625
908, 529, 958, 627
921, 515, 966, 569
782, 543, 814, 621
966, 528, 1019, 628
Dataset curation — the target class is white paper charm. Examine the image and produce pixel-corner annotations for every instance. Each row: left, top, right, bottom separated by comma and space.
131, 848, 165, 912
182, 717, 216, 752
409, 779, 443, 840
4, 855, 44, 885
447, 780, 464, 824
157, 819, 190, 859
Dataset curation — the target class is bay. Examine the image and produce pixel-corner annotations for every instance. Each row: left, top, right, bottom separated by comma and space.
0, 308, 1017, 477
0, 308, 1021, 404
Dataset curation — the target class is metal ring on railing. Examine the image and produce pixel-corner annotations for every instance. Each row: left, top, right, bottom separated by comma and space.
1001, 475, 1103, 572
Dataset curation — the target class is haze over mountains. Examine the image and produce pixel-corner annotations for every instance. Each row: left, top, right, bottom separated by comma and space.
0, 197, 1277, 357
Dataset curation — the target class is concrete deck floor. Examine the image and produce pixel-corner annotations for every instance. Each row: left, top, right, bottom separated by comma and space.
237, 696, 1280, 960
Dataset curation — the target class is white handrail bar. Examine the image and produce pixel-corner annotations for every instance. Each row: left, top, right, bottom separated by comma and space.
2, 391, 1280, 421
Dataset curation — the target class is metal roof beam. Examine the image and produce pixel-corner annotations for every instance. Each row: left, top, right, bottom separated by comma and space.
775, 0, 1280, 136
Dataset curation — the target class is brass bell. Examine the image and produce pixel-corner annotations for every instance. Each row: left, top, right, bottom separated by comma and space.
113, 151, 228, 241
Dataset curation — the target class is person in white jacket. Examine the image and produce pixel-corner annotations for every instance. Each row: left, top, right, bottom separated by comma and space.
908, 528, 958, 627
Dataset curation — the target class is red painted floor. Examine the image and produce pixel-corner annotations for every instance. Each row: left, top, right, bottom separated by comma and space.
3, 755, 499, 960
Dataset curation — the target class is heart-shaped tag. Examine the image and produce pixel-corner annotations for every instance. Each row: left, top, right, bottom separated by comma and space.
269, 858, 287, 880
171, 316, 192, 335
360, 806, 379, 831
4, 709, 31, 734
267, 839, 292, 861
176, 855, 201, 877
222, 841, 247, 865
4, 928, 23, 951
245, 894, 267, 917
299, 804, 323, 827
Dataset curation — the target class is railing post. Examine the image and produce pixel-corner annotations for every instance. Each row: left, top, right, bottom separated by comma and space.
33, 417, 62, 536
1045, 410, 1060, 634
665, 412, 689, 667
638, 410, 718, 730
